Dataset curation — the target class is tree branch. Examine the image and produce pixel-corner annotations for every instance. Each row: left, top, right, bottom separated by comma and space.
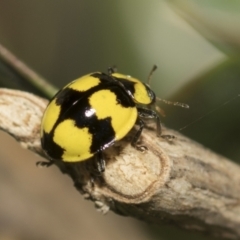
0, 88, 240, 239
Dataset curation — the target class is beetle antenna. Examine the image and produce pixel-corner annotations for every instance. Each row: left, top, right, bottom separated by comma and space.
156, 97, 189, 109
147, 65, 158, 85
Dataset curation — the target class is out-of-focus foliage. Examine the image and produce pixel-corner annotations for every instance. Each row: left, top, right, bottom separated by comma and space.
0, 1, 224, 96
164, 1, 240, 163
168, 0, 240, 55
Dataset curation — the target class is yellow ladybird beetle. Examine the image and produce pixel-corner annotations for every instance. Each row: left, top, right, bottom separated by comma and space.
40, 67, 162, 173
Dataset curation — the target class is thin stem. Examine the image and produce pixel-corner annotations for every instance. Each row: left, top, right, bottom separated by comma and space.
0, 43, 58, 98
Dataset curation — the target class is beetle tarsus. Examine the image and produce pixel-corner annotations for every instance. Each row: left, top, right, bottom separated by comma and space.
94, 151, 105, 174
161, 134, 175, 141
36, 160, 54, 168
131, 118, 145, 148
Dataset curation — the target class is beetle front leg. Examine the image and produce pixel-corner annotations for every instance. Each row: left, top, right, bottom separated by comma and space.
137, 107, 161, 136
131, 118, 148, 152
36, 159, 54, 168
137, 107, 174, 140
94, 151, 106, 174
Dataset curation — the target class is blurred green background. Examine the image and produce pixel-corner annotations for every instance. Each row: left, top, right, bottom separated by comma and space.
0, 1, 239, 240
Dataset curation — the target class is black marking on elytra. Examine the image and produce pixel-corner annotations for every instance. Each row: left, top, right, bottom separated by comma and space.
41, 131, 65, 160
55, 87, 85, 107
89, 117, 116, 154
42, 76, 137, 159
109, 85, 135, 108
91, 73, 136, 108
62, 85, 133, 154
114, 77, 156, 104
91, 72, 114, 83
114, 77, 136, 96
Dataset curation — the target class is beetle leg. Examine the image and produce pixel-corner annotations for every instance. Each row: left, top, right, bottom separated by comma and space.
137, 107, 174, 140
94, 151, 105, 174
36, 160, 54, 168
137, 107, 161, 136
131, 118, 147, 151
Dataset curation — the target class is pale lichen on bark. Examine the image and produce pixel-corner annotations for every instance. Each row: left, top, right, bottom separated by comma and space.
0, 88, 240, 239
